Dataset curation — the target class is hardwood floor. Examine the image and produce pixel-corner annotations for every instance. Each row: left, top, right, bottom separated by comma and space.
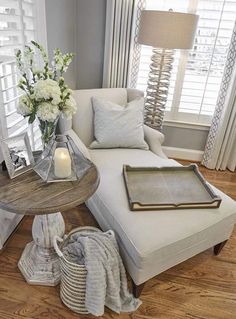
0, 162, 235, 319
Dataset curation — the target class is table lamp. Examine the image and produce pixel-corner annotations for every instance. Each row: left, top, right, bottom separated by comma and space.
138, 10, 199, 131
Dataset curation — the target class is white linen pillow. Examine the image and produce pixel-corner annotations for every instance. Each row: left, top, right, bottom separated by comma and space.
90, 97, 149, 150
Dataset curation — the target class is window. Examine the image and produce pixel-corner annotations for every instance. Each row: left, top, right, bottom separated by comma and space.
136, 0, 236, 125
0, 0, 46, 150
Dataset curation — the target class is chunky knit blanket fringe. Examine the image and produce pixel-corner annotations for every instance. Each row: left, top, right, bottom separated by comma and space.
63, 230, 141, 316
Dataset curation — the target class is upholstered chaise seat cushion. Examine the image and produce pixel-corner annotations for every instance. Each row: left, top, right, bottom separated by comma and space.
60, 88, 236, 287
87, 148, 236, 284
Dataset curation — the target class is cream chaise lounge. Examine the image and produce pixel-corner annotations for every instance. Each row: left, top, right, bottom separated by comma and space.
60, 88, 236, 297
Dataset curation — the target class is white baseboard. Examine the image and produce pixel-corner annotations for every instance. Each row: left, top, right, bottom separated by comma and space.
162, 146, 204, 162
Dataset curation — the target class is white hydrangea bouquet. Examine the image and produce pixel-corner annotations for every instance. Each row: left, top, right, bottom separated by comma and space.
15, 41, 76, 146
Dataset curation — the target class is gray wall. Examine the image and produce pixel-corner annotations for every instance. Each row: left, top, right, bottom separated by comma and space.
45, 0, 106, 90
45, 0, 78, 89
163, 126, 209, 151
77, 0, 106, 89
45, 0, 208, 152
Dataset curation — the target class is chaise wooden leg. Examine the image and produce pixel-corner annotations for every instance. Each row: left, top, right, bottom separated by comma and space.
214, 240, 228, 256
132, 280, 145, 298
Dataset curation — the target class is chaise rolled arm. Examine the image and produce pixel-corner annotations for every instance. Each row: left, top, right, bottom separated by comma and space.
67, 129, 91, 160
144, 125, 167, 159
57, 116, 91, 160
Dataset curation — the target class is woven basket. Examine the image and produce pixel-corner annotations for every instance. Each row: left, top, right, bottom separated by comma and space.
54, 226, 102, 314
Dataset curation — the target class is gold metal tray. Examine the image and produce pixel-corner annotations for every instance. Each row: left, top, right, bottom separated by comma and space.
123, 164, 221, 211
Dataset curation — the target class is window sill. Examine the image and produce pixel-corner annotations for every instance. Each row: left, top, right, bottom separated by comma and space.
163, 120, 210, 131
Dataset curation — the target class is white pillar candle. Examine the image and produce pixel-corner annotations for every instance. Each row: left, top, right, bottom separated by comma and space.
54, 147, 72, 178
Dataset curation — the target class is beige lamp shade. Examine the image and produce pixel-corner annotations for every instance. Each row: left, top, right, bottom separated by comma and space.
138, 10, 199, 49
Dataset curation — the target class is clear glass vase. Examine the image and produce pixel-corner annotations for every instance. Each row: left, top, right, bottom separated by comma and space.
39, 117, 59, 149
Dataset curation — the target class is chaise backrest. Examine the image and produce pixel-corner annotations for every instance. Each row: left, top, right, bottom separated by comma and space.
64, 88, 144, 147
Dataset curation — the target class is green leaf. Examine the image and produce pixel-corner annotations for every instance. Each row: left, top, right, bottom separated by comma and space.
29, 113, 36, 124
15, 49, 22, 58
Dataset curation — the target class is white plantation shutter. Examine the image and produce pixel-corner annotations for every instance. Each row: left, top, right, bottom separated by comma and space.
0, 57, 26, 139
0, 57, 42, 150
135, 0, 236, 125
0, 0, 38, 56
0, 0, 46, 150
0, 0, 46, 249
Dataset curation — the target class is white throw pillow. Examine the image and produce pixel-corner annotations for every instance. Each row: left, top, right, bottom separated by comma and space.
90, 97, 149, 150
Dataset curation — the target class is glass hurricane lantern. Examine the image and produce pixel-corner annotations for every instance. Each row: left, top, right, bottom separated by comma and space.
33, 135, 91, 182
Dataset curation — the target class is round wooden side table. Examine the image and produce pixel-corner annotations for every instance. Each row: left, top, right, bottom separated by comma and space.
0, 164, 99, 286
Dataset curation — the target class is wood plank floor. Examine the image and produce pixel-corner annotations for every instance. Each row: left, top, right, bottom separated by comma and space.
0, 162, 235, 319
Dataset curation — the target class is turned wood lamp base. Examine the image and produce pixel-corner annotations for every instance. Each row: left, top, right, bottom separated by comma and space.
18, 212, 65, 286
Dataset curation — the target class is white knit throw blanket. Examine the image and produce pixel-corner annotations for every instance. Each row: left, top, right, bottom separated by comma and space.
63, 230, 141, 316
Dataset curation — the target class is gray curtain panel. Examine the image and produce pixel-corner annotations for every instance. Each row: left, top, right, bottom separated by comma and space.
202, 21, 236, 172
102, 0, 146, 88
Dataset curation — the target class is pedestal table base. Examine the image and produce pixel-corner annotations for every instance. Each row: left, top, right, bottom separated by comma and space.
18, 212, 65, 286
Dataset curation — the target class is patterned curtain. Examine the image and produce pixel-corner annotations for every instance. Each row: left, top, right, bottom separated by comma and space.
102, 0, 146, 88
202, 21, 236, 171
128, 0, 146, 88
